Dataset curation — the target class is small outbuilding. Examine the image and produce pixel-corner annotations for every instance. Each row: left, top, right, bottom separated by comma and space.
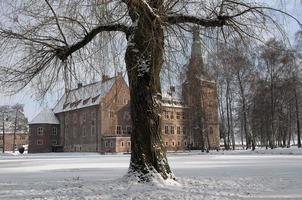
28, 108, 60, 153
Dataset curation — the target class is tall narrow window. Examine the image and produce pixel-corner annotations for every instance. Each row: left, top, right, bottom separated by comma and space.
37, 127, 44, 136
126, 126, 132, 135
82, 126, 86, 137
164, 111, 169, 119
171, 126, 174, 134
109, 110, 114, 118
177, 126, 181, 134
116, 126, 122, 134
165, 126, 169, 134
52, 127, 57, 136
176, 112, 181, 119
91, 126, 96, 136
182, 127, 186, 135
37, 139, 43, 145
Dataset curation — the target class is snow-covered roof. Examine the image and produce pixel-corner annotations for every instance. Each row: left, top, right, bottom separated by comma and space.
29, 108, 60, 125
161, 96, 187, 108
53, 78, 116, 113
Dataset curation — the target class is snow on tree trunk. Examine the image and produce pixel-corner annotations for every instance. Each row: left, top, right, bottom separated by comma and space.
124, 16, 174, 182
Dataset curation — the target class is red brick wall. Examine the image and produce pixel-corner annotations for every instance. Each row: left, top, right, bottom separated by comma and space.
28, 124, 60, 153
0, 133, 28, 151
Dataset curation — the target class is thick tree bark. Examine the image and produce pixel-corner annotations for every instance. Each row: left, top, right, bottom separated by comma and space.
124, 11, 173, 181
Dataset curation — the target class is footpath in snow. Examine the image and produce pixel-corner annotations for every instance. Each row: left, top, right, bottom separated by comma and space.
0, 148, 302, 200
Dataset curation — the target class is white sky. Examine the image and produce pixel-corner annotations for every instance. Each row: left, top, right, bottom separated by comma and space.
0, 0, 302, 121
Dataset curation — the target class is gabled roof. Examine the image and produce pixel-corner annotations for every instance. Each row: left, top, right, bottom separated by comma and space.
29, 108, 60, 125
53, 77, 116, 113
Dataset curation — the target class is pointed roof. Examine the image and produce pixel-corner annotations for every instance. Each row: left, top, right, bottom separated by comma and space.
184, 27, 211, 82
29, 108, 59, 125
191, 26, 203, 61
53, 75, 118, 113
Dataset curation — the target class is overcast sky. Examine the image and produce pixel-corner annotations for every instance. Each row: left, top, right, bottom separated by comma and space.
0, 0, 302, 121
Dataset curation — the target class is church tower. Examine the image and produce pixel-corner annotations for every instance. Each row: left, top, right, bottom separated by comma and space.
182, 28, 220, 150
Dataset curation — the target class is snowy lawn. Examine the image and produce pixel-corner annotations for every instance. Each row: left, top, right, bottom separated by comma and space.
1, 149, 302, 200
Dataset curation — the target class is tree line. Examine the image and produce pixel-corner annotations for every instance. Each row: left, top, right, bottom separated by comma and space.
207, 32, 302, 150
0, 104, 28, 152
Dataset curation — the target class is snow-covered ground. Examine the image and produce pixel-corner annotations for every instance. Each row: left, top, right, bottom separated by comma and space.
1, 148, 302, 200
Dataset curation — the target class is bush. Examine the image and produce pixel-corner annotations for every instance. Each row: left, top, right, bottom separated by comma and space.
18, 146, 25, 154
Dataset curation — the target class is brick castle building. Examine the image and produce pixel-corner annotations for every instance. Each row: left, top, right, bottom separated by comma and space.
28, 31, 220, 153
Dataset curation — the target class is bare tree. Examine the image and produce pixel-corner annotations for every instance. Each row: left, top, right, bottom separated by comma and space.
0, 0, 300, 181
11, 104, 27, 152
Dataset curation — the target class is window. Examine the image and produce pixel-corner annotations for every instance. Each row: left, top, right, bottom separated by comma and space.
121, 141, 124, 147
109, 110, 114, 118
182, 127, 186, 135
91, 111, 96, 123
164, 111, 169, 119
176, 112, 181, 119
82, 126, 86, 137
170, 126, 174, 134
164, 126, 169, 134
91, 126, 96, 136
37, 127, 44, 136
178, 141, 180, 146
126, 126, 132, 135
92, 95, 100, 103
182, 112, 185, 119
184, 141, 187, 146
116, 126, 122, 134
170, 112, 174, 119
37, 139, 43, 145
177, 126, 181, 135
63, 103, 70, 109
52, 127, 57, 136
165, 142, 168, 146
105, 141, 108, 147
172, 141, 175, 146
52, 140, 57, 145
127, 141, 131, 147
110, 141, 113, 147
83, 98, 90, 105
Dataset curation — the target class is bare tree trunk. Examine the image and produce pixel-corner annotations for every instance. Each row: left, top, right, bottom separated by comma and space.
229, 94, 235, 150
13, 110, 18, 153
124, 14, 173, 181
269, 65, 275, 149
294, 86, 301, 148
2, 112, 5, 153
218, 87, 228, 150
240, 112, 244, 149
226, 83, 231, 150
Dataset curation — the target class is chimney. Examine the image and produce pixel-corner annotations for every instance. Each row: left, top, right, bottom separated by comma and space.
102, 74, 109, 83
77, 83, 83, 88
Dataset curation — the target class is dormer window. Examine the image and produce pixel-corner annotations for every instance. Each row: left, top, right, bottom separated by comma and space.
92, 95, 100, 103
83, 98, 90, 105
63, 103, 69, 109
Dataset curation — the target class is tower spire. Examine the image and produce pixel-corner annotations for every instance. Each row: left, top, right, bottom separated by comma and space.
186, 27, 204, 79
